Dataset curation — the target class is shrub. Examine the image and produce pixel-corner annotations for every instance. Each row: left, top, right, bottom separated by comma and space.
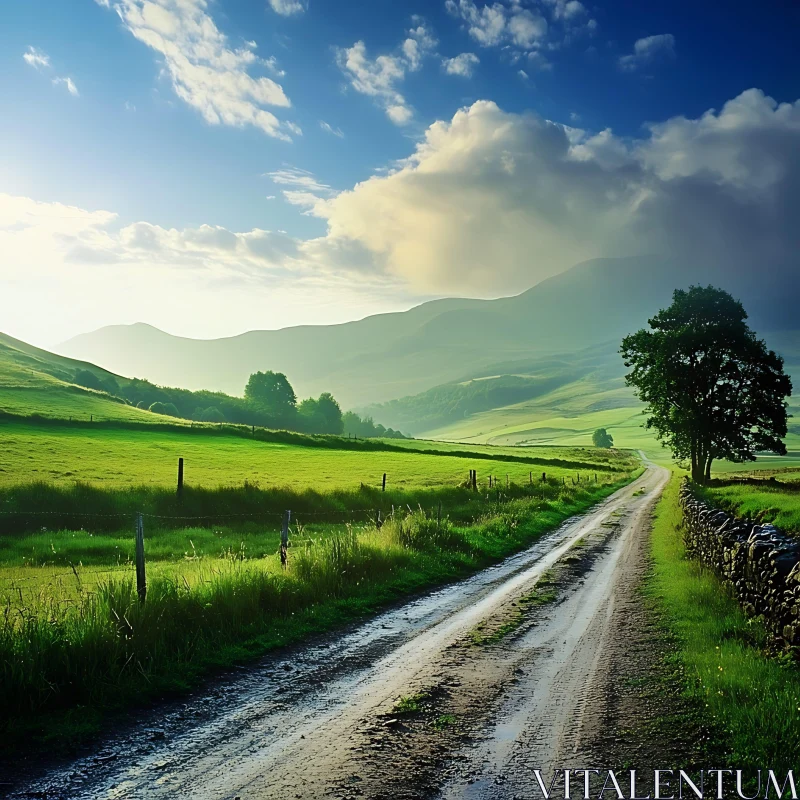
149, 402, 179, 417
199, 406, 225, 423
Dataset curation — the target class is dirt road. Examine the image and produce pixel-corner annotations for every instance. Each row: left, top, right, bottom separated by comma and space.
8, 463, 669, 800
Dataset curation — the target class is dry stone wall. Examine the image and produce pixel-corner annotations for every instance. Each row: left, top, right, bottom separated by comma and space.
679, 478, 800, 647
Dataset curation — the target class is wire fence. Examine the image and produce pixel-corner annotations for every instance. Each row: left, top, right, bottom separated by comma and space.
1, 466, 613, 605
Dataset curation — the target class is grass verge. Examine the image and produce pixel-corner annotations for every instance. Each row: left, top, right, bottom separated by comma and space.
647, 474, 800, 770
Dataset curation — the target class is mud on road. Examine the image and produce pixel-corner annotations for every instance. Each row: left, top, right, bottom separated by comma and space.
6, 464, 675, 800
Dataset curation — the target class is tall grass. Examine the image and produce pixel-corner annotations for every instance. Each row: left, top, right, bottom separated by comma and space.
648, 475, 800, 769
0, 477, 634, 748
0, 470, 630, 535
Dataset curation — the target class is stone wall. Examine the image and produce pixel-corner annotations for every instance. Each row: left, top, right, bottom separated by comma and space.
679, 478, 800, 647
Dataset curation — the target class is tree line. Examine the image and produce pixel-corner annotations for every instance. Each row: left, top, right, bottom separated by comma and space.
72, 368, 407, 439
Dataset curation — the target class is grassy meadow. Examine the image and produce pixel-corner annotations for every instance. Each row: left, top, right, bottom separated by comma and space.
0, 420, 630, 491
649, 474, 800, 770
700, 470, 800, 534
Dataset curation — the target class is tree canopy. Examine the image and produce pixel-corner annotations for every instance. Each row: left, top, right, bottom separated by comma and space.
621, 286, 791, 484
592, 428, 614, 448
298, 392, 344, 435
244, 371, 297, 421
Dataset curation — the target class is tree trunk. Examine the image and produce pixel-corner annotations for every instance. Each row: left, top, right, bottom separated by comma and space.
704, 457, 712, 483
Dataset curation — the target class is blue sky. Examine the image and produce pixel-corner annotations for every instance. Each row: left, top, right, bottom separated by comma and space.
1, 0, 799, 346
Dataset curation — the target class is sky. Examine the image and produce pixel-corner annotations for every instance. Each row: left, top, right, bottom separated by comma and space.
1, 0, 798, 347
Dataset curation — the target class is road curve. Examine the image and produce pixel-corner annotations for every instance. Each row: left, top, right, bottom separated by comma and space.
7, 462, 668, 800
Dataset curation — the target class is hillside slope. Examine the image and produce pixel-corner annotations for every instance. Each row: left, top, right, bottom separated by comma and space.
0, 333, 172, 423
60, 254, 799, 407
56, 255, 686, 406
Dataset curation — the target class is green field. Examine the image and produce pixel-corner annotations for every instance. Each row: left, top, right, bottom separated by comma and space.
701, 472, 800, 534
0, 420, 629, 491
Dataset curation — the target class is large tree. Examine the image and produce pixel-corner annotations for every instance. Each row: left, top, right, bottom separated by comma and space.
620, 286, 791, 484
244, 371, 297, 422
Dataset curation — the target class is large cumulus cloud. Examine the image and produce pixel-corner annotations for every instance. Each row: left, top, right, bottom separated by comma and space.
313, 88, 800, 294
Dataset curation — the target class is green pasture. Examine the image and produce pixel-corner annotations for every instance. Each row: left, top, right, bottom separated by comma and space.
0, 422, 632, 491
702, 471, 800, 533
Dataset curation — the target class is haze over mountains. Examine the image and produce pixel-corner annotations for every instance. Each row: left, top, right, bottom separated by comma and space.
60, 254, 800, 436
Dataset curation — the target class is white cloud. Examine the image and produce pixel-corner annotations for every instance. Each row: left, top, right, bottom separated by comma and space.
268, 0, 307, 15
320, 120, 344, 137
402, 24, 437, 71
53, 76, 79, 96
309, 90, 800, 294
527, 51, 552, 71
0, 194, 406, 347
508, 9, 547, 47
546, 0, 586, 20
443, 52, 479, 77
446, 0, 593, 58
5, 89, 800, 343
24, 46, 79, 97
266, 167, 335, 214
517, 69, 528, 79
336, 20, 436, 123
99, 0, 297, 140
619, 33, 676, 72
23, 46, 50, 70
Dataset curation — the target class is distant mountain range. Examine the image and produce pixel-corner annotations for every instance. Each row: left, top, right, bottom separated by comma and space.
59, 255, 800, 419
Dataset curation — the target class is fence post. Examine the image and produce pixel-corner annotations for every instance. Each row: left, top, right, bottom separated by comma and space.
542, 472, 546, 482
472, 469, 477, 491
382, 473, 387, 492
506, 474, 509, 488
177, 457, 184, 495
281, 510, 291, 569
437, 500, 442, 528
376, 508, 383, 529
135, 512, 147, 603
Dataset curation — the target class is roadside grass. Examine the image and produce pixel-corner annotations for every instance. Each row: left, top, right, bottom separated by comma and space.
700, 475, 800, 534
648, 475, 800, 770
0, 474, 636, 753
0, 447, 636, 540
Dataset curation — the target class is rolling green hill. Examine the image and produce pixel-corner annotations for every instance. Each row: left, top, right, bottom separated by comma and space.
0, 332, 173, 423
364, 331, 800, 463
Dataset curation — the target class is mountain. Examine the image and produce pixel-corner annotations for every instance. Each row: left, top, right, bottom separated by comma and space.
59, 255, 799, 409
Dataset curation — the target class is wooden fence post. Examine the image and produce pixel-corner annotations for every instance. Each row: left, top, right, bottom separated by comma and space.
382, 473, 387, 492
542, 472, 546, 482
472, 470, 477, 491
529, 471, 532, 484
281, 510, 291, 569
135, 512, 147, 603
177, 457, 184, 495
437, 500, 442, 528
506, 474, 509, 488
